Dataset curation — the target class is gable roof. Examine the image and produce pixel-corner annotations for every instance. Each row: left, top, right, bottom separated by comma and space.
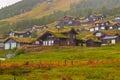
76, 32, 101, 42
4, 37, 36, 43
102, 36, 118, 40
38, 31, 68, 39
10, 30, 31, 35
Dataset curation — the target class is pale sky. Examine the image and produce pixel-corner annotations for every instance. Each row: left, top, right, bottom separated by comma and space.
0, 0, 21, 9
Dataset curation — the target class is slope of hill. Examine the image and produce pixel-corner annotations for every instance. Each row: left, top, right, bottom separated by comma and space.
0, 0, 45, 20
0, 0, 120, 35
4, 0, 81, 22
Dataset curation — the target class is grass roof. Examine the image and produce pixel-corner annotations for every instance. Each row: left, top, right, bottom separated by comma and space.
94, 20, 108, 24
99, 30, 120, 35
51, 32, 68, 38
76, 32, 101, 42
5, 37, 36, 43
12, 30, 30, 34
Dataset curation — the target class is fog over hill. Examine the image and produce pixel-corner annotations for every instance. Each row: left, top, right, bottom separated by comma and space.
0, 0, 21, 9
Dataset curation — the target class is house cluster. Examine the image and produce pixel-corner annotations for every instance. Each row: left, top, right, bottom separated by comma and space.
56, 14, 106, 29
2, 28, 120, 50
0, 14, 120, 50
3, 28, 83, 50
90, 30, 120, 46
56, 16, 81, 28
89, 20, 120, 32
56, 14, 120, 33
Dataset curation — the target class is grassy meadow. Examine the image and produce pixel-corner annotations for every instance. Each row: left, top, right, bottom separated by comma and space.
0, 44, 120, 80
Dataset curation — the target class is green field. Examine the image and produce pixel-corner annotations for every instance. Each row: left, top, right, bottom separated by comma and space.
0, 44, 120, 80
4, 44, 120, 62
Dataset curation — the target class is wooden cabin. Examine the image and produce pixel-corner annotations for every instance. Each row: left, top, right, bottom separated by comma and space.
86, 14, 106, 22
36, 29, 83, 46
4, 37, 35, 50
101, 35, 120, 45
93, 31, 106, 37
89, 20, 120, 32
86, 39, 101, 47
56, 16, 81, 28
113, 16, 120, 23
9, 30, 32, 38
31, 25, 48, 32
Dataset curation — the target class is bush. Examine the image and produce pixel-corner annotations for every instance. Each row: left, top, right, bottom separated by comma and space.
15, 47, 25, 56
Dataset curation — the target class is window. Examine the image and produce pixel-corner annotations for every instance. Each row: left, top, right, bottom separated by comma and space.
101, 23, 104, 26
11, 43, 16, 49
20, 35, 23, 38
43, 41, 47, 46
118, 27, 120, 30
90, 28, 94, 32
96, 33, 102, 37
111, 39, 116, 44
35, 41, 39, 44
106, 22, 109, 25
48, 41, 51, 46
95, 27, 99, 31
68, 21, 72, 24
96, 24, 99, 26
67, 41, 70, 45
5, 43, 10, 50
109, 27, 113, 30
43, 40, 54, 46
101, 27, 105, 30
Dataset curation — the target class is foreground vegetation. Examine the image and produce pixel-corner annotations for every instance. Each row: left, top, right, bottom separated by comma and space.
3, 44, 120, 62
0, 44, 120, 79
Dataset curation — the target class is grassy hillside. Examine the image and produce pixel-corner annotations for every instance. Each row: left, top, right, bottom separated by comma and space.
0, 0, 45, 20
4, 0, 81, 22
3, 0, 120, 23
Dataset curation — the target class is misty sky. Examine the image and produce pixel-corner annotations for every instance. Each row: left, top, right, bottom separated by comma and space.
0, 0, 21, 9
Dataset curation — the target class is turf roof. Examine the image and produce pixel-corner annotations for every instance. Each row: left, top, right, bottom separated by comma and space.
5, 37, 36, 43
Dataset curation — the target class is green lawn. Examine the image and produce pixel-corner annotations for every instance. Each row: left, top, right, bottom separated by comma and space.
4, 44, 120, 62
0, 44, 120, 80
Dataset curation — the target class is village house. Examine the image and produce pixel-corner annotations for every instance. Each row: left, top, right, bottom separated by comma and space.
56, 16, 81, 28
93, 30, 120, 45
86, 39, 101, 47
76, 31, 102, 47
101, 35, 120, 45
86, 14, 106, 22
9, 30, 32, 38
4, 37, 35, 50
35, 28, 83, 46
93, 31, 106, 37
113, 16, 120, 23
89, 20, 120, 32
31, 25, 48, 32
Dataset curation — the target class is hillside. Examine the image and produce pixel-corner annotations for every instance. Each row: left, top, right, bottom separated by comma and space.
3, 0, 81, 22
2, 0, 120, 23
0, 0, 120, 35
0, 0, 45, 20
